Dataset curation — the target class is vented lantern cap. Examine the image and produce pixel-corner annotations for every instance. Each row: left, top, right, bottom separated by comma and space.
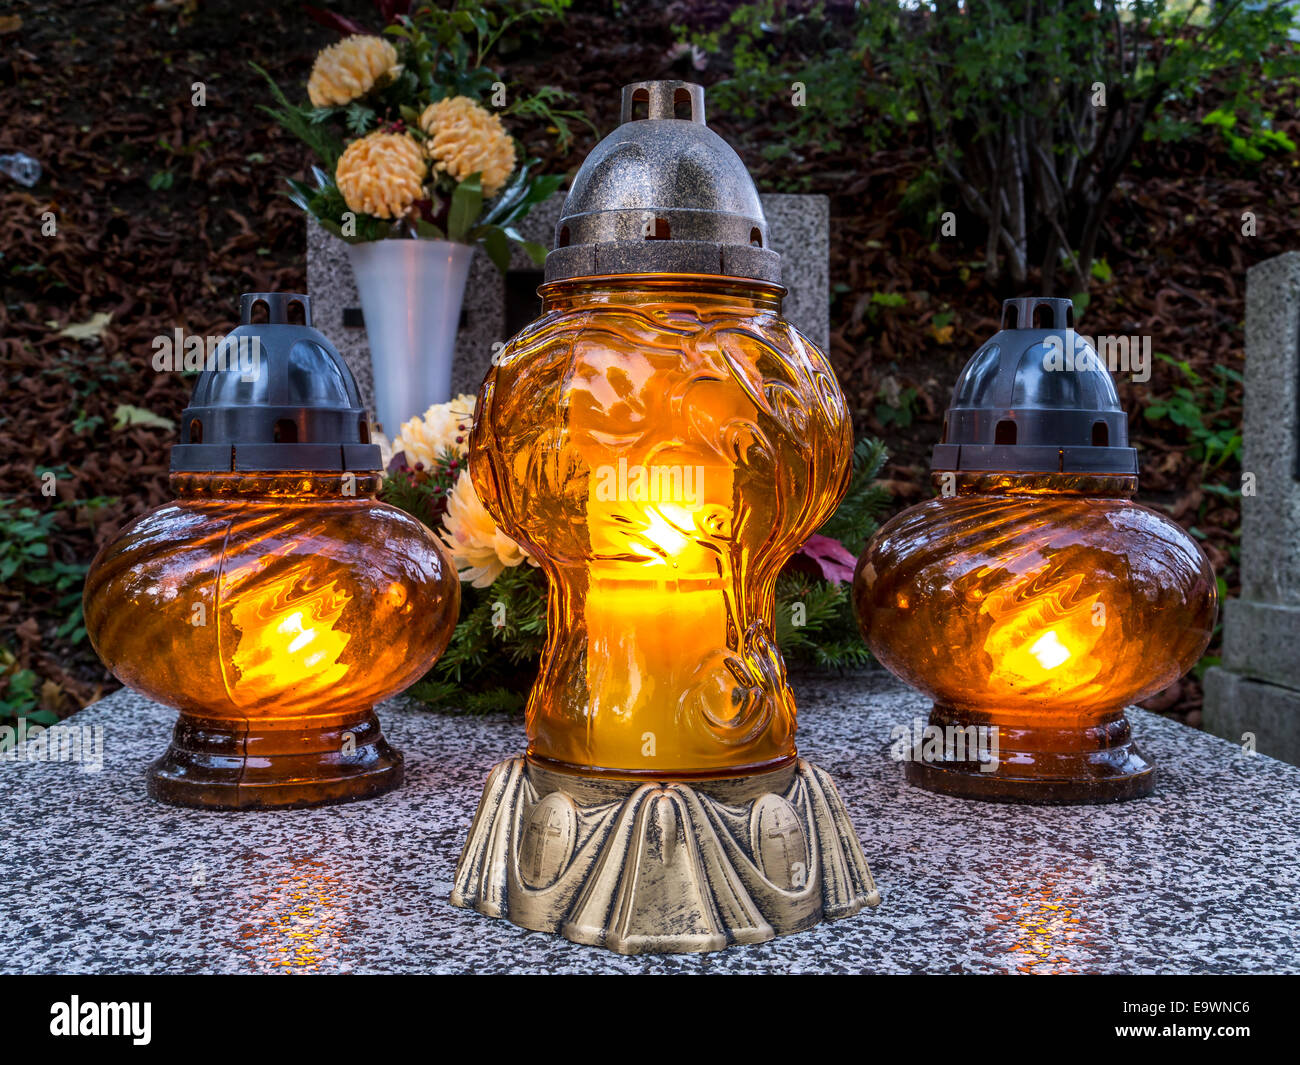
931, 297, 1139, 476
170, 293, 381, 473
544, 80, 780, 284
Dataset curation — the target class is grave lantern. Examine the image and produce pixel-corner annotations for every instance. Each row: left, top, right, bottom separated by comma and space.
84, 293, 459, 809
451, 80, 879, 953
854, 297, 1217, 802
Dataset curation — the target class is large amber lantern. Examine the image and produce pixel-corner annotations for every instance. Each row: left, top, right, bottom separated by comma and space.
855, 297, 1217, 803
451, 81, 879, 953
84, 293, 459, 809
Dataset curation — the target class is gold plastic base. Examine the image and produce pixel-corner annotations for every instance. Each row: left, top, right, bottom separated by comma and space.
450, 756, 880, 954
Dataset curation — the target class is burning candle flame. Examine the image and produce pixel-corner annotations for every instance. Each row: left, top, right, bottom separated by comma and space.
228, 563, 353, 706
982, 567, 1102, 694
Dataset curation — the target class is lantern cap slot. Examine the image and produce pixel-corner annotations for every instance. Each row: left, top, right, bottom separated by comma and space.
170, 292, 381, 473
545, 80, 781, 284
931, 297, 1139, 476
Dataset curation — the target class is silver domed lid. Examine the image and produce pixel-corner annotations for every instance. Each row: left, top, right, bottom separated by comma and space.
544, 80, 780, 284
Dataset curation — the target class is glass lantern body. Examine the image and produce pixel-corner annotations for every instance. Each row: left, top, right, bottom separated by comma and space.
854, 473, 1217, 798
83, 471, 459, 805
471, 275, 852, 778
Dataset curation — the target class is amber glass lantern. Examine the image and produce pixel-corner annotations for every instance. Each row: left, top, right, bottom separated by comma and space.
854, 297, 1217, 803
450, 81, 879, 954
84, 293, 459, 809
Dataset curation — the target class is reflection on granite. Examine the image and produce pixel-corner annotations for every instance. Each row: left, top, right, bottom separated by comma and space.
3, 672, 1297, 974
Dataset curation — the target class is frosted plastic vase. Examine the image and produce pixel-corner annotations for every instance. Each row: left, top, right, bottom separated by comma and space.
347, 238, 474, 434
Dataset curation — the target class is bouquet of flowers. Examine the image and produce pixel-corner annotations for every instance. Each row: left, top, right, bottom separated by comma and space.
381, 398, 893, 713
255, 1, 590, 269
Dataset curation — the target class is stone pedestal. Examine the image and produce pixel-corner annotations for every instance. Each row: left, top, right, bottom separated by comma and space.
6, 674, 1300, 973
305, 193, 830, 428
1204, 251, 1300, 765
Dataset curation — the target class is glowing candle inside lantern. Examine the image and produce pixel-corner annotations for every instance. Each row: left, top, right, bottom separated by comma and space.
82, 291, 461, 809
473, 278, 850, 779
582, 465, 733, 771
981, 564, 1104, 696
452, 79, 879, 952
227, 563, 353, 706
854, 296, 1217, 802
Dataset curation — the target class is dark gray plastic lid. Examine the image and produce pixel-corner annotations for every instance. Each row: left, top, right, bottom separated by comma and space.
931, 297, 1139, 476
170, 293, 381, 473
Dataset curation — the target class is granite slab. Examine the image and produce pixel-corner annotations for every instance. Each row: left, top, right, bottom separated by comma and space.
3, 673, 1298, 974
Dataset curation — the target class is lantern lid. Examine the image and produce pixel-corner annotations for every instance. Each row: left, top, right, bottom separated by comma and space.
931, 297, 1139, 476
544, 80, 780, 284
170, 293, 381, 473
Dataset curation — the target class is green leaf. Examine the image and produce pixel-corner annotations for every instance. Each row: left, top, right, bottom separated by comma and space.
481, 225, 510, 274
414, 219, 448, 240
112, 404, 175, 432
447, 173, 483, 243
344, 102, 377, 136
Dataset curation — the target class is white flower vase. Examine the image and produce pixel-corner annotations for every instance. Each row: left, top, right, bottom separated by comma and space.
346, 238, 474, 435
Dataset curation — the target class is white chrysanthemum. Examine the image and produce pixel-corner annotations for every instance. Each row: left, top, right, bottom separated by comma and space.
390, 393, 476, 468
439, 470, 534, 587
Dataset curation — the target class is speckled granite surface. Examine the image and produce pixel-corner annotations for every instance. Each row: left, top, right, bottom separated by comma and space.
4, 673, 1297, 974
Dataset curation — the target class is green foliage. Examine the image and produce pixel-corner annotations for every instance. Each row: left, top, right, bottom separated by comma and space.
817, 437, 890, 556
0, 500, 58, 584
0, 499, 93, 646
868, 291, 908, 315
405, 677, 527, 715
416, 564, 548, 713
689, 1, 1300, 289
252, 62, 345, 167
775, 573, 871, 672
684, 1, 864, 184
875, 385, 919, 430
1142, 353, 1243, 473
1202, 107, 1297, 163
0, 645, 56, 744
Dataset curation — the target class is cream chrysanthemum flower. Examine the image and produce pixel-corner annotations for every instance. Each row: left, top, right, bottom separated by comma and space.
419, 96, 517, 198
307, 34, 400, 108
440, 470, 534, 588
391, 393, 476, 467
335, 131, 427, 219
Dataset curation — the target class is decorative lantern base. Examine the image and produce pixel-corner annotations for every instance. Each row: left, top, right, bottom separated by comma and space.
146, 708, 403, 810
903, 703, 1155, 804
450, 756, 879, 954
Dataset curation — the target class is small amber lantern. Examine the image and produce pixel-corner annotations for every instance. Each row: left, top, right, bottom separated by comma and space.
854, 297, 1217, 802
451, 81, 879, 953
84, 293, 459, 809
